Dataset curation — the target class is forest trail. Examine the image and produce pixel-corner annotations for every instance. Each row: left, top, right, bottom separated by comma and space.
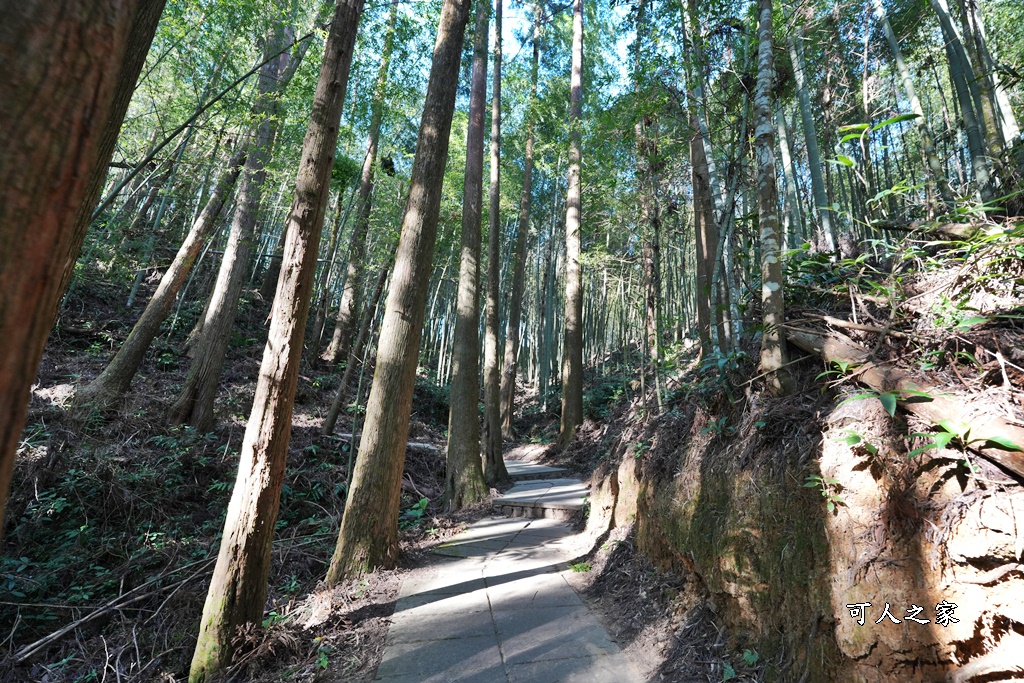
372, 459, 641, 682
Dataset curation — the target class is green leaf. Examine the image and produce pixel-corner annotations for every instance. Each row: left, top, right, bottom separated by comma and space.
742, 649, 760, 666
955, 316, 989, 331
840, 132, 865, 144
871, 113, 920, 130
863, 442, 878, 456
836, 154, 855, 167
723, 662, 736, 681
878, 393, 897, 417
908, 444, 937, 458
938, 420, 970, 439
934, 432, 955, 450
841, 432, 863, 445
827, 500, 835, 512
983, 435, 1024, 451
901, 389, 934, 400
838, 122, 870, 134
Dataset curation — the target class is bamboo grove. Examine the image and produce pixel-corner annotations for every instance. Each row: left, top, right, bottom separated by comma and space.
1, 0, 1022, 679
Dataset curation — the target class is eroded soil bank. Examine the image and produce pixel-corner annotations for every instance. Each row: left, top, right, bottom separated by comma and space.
550, 357, 1024, 682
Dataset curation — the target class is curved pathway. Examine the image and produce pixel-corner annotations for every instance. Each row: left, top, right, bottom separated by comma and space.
373, 460, 641, 683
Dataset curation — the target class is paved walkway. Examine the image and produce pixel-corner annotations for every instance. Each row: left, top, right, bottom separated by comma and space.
374, 462, 642, 683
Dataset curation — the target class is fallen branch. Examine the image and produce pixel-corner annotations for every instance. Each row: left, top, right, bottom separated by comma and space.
332, 433, 439, 456
786, 328, 1024, 480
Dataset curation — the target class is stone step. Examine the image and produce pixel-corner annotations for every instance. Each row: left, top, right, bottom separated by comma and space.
493, 477, 588, 521
504, 460, 569, 482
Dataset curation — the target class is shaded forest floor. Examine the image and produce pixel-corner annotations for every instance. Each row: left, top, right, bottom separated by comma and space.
3, 219, 1024, 681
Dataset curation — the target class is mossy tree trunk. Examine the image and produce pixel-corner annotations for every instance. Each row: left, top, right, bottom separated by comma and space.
187, 1, 365, 680
0, 0, 161, 542
326, 0, 472, 581
753, 0, 792, 397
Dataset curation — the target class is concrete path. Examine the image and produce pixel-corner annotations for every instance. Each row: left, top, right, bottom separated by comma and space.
374, 462, 641, 683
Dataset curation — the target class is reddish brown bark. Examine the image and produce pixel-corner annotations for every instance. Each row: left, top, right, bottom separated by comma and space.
0, 1, 158, 541
188, 0, 365, 678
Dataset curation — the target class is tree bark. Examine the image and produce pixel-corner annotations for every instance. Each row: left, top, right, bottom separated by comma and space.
57, 2, 168, 303
0, 0, 159, 542
77, 146, 246, 410
445, 0, 491, 510
499, 3, 540, 438
188, 1, 364, 680
326, 0, 472, 581
482, 0, 508, 483
321, 0, 400, 365
169, 20, 303, 431
754, 0, 792, 396
559, 0, 585, 446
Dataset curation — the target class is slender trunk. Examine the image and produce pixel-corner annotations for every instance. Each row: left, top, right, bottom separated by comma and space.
483, 0, 508, 483
446, 0, 490, 509
322, 254, 392, 435
77, 147, 246, 409
326, 0, 472, 580
777, 110, 801, 248
931, 0, 992, 200
754, 0, 792, 396
0, 0, 161, 542
871, 0, 954, 205
967, 1, 1018, 144
169, 21, 303, 431
322, 0, 399, 364
188, 0, 364, 679
499, 3, 540, 437
559, 0, 584, 446
788, 25, 837, 253
956, 0, 1003, 157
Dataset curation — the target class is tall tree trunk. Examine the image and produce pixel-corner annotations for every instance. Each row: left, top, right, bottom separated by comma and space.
871, 0, 954, 205
57, 2, 168, 303
321, 0, 400, 364
325, 0, 472, 581
169, 19, 303, 431
483, 0, 508, 483
787, 24, 837, 254
499, 3, 540, 438
955, 0, 1004, 157
966, 1, 1019, 145
776, 110, 801, 248
683, 0, 724, 354
446, 0, 491, 509
0, 0, 161, 542
754, 0, 792, 396
77, 147, 246, 409
633, 0, 664, 408
558, 0, 584, 446
188, 1, 364, 679
930, 0, 992, 200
